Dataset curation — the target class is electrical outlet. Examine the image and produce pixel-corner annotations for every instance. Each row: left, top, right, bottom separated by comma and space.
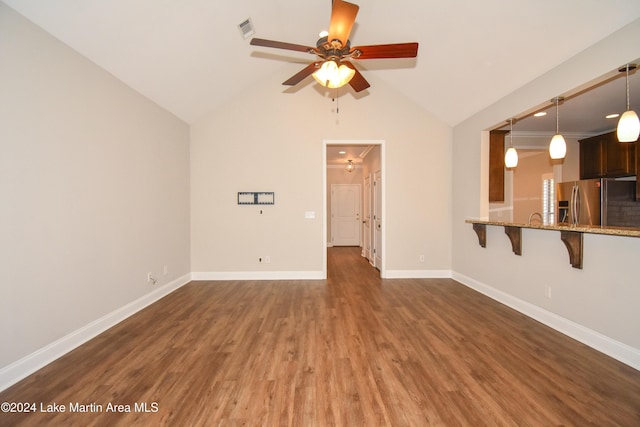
419, 254, 425, 262
163, 265, 168, 275
545, 286, 552, 299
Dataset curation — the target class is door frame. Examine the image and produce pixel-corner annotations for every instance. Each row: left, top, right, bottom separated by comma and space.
362, 173, 372, 263
373, 169, 382, 270
322, 139, 386, 279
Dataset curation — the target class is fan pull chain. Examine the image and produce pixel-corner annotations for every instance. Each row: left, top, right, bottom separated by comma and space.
331, 87, 340, 114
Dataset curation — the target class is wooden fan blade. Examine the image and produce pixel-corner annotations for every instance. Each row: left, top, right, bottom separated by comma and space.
328, 0, 359, 47
343, 61, 370, 92
353, 42, 419, 59
250, 38, 314, 53
283, 62, 322, 86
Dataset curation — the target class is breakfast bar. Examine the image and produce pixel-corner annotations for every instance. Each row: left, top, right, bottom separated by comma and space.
466, 219, 640, 269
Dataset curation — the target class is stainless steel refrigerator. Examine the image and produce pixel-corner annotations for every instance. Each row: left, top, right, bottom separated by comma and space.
556, 178, 637, 227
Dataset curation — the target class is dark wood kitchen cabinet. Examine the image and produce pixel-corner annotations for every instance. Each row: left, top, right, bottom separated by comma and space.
579, 131, 636, 179
489, 130, 508, 202
580, 135, 605, 178
637, 142, 640, 200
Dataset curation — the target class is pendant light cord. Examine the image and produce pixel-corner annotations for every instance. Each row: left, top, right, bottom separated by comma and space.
625, 64, 631, 111
509, 118, 514, 146
555, 97, 560, 134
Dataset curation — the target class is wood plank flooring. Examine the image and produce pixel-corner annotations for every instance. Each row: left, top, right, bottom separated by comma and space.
1, 247, 639, 426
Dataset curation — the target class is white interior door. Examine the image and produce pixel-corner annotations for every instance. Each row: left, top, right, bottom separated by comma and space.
331, 184, 361, 246
363, 174, 372, 262
373, 170, 382, 269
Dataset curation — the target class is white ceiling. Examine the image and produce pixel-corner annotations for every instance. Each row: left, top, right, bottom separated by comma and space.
326, 144, 374, 167
3, 0, 640, 130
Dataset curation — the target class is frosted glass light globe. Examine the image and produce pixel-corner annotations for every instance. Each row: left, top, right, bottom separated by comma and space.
504, 147, 518, 168
617, 110, 640, 142
549, 134, 566, 160
312, 61, 355, 89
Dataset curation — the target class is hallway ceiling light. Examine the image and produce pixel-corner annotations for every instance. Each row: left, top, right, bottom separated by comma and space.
504, 118, 518, 168
345, 159, 355, 172
549, 96, 567, 160
617, 64, 639, 142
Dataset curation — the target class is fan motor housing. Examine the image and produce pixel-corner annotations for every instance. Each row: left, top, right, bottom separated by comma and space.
316, 36, 352, 59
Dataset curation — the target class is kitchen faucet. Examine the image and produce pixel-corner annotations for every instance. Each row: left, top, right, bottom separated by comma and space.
528, 212, 543, 225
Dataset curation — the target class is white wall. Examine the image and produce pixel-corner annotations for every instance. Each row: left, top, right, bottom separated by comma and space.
0, 3, 191, 381
452, 18, 640, 368
190, 67, 452, 278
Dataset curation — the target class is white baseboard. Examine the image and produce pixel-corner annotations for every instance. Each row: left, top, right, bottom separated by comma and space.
452, 271, 640, 372
0, 273, 191, 392
191, 271, 325, 281
194, 270, 452, 281
384, 269, 452, 279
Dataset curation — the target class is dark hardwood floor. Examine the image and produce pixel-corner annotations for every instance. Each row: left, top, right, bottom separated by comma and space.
1, 247, 639, 426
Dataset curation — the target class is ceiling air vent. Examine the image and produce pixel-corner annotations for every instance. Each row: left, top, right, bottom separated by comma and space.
238, 18, 255, 39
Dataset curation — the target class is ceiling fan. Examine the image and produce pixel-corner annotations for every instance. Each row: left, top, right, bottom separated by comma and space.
249, 0, 419, 92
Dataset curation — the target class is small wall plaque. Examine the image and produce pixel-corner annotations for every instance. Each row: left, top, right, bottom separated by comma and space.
237, 192, 275, 205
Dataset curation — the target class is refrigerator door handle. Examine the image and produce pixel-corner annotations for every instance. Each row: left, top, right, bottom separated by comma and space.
571, 184, 579, 225
570, 185, 575, 225
573, 184, 580, 226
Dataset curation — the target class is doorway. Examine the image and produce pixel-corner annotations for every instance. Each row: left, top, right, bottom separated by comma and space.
322, 139, 385, 279
331, 184, 361, 246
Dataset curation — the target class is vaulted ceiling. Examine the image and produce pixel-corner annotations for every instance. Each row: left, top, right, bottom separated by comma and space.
3, 0, 640, 127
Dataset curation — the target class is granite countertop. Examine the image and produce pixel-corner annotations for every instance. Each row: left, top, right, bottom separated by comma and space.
465, 219, 640, 238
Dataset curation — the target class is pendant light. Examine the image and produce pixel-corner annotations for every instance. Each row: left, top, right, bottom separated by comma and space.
504, 118, 518, 168
549, 96, 566, 160
345, 159, 355, 172
617, 64, 639, 142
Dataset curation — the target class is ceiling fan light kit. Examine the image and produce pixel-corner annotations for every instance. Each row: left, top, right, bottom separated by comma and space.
312, 60, 355, 88
617, 64, 639, 142
249, 0, 418, 94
